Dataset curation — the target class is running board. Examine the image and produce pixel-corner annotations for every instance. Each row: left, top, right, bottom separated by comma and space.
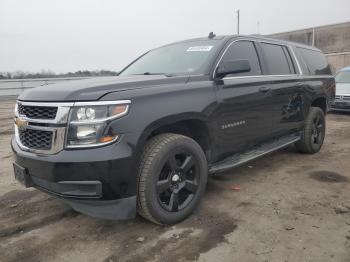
208, 133, 301, 174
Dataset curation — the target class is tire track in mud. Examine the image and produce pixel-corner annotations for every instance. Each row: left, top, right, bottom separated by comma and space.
0, 184, 237, 262
103, 184, 238, 262
0, 189, 77, 237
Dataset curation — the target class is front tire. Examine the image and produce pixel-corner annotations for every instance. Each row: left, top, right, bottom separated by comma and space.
295, 107, 326, 154
137, 133, 208, 225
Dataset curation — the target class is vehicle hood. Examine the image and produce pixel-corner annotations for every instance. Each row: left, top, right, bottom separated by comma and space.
18, 75, 189, 102
336, 82, 350, 96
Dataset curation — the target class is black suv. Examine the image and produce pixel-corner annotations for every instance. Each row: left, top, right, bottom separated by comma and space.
12, 34, 335, 224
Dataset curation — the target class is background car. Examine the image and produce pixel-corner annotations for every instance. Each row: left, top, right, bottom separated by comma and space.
331, 67, 350, 112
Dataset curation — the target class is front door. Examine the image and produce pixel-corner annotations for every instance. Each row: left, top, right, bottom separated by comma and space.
213, 40, 274, 159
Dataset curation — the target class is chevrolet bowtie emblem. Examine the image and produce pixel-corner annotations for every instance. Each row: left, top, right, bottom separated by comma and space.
15, 118, 28, 130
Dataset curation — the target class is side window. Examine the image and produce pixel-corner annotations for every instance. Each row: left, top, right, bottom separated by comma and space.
282, 46, 296, 74
297, 48, 331, 75
220, 41, 261, 77
294, 47, 310, 75
261, 43, 292, 75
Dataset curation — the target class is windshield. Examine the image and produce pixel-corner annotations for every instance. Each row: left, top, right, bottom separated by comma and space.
335, 71, 350, 83
119, 40, 221, 76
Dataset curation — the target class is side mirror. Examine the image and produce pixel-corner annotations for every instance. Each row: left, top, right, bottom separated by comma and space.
216, 59, 251, 78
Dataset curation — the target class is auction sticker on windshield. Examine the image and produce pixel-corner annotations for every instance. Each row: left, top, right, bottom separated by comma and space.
187, 46, 213, 52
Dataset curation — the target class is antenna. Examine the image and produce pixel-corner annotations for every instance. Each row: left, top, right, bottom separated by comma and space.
208, 32, 216, 39
236, 9, 240, 35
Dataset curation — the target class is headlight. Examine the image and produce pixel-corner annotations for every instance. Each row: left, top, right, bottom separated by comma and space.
66, 101, 130, 147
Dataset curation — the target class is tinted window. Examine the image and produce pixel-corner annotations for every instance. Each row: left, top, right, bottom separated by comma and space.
261, 43, 292, 75
297, 48, 331, 75
282, 46, 296, 74
294, 47, 310, 74
220, 41, 261, 76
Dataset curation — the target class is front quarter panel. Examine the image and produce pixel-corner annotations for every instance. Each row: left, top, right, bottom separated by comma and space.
101, 76, 218, 154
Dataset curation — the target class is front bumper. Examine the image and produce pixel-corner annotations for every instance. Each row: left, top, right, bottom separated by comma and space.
13, 169, 136, 219
330, 100, 350, 112
11, 132, 140, 220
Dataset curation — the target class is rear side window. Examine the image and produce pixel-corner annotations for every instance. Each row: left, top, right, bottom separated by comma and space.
261, 43, 292, 75
293, 47, 309, 74
220, 41, 261, 77
297, 48, 331, 75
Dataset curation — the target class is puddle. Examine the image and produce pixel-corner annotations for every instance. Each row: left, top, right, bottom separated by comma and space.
309, 171, 348, 183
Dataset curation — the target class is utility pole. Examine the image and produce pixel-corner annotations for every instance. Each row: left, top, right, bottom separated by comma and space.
236, 9, 240, 35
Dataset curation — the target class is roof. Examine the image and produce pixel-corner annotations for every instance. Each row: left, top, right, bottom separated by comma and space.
154, 34, 322, 55
170, 34, 321, 52
235, 35, 322, 51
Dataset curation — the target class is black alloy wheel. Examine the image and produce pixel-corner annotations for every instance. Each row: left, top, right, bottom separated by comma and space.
311, 113, 325, 146
295, 107, 326, 154
157, 151, 199, 212
137, 133, 208, 225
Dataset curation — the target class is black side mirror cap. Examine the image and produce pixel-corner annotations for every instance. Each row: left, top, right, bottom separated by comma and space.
216, 59, 251, 78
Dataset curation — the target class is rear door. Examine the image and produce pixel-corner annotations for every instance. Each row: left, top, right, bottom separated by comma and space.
258, 42, 305, 136
295, 47, 334, 104
214, 40, 274, 158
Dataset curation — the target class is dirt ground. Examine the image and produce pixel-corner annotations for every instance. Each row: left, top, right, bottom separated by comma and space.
0, 99, 350, 262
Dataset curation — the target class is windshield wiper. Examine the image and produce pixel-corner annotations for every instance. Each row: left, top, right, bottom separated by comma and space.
134, 72, 175, 77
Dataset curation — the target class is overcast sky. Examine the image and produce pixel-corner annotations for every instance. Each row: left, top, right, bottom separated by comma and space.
1, 0, 349, 73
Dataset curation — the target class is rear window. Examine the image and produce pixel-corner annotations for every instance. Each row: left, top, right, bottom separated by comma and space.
297, 48, 331, 75
261, 43, 292, 75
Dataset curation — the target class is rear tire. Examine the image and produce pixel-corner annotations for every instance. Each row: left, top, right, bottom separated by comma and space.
137, 133, 208, 225
295, 107, 326, 154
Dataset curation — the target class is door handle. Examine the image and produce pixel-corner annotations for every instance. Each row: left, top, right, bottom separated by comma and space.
259, 86, 271, 93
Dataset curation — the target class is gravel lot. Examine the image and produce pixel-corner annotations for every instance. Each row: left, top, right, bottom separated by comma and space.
1, 99, 350, 262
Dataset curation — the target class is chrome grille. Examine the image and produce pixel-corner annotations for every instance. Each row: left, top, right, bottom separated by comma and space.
19, 128, 53, 150
15, 101, 73, 154
18, 104, 58, 119
335, 95, 350, 101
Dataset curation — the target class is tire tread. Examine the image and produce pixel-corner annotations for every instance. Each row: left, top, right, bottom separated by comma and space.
295, 107, 325, 154
137, 133, 188, 224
